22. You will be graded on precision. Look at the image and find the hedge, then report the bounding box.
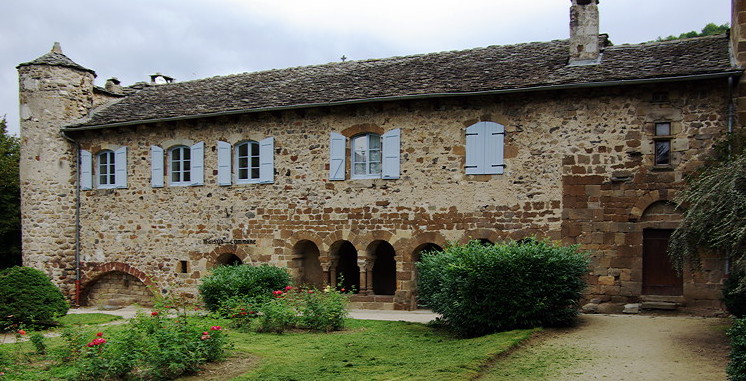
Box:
[0,266,69,329]
[198,264,290,311]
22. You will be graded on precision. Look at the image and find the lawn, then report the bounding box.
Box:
[0,315,535,380]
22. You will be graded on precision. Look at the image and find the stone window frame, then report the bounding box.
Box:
[652,121,673,168]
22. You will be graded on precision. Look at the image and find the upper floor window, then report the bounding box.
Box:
[236,141,261,182]
[654,122,672,166]
[465,121,505,175]
[170,146,192,185]
[329,129,400,181]
[352,133,382,179]
[80,147,127,190]
[216,138,274,186]
[150,142,204,187]
[98,150,116,188]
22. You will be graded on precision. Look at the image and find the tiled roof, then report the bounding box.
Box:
[69,35,737,129]
[18,51,96,75]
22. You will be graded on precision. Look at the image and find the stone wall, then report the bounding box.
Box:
[64,79,729,309]
[84,271,154,307]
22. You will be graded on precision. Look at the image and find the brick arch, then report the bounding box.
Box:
[340,123,384,138]
[284,231,325,256]
[322,230,357,252]
[393,231,448,263]
[357,230,395,259]
[207,245,253,267]
[629,189,677,221]
[82,262,154,291]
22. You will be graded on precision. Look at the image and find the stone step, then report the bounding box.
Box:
[640,295,685,304]
[640,301,678,310]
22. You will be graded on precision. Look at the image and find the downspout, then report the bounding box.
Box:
[725,75,737,276]
[60,130,81,307]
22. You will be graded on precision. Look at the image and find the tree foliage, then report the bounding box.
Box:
[0,116,21,269]
[668,153,746,275]
[656,23,729,41]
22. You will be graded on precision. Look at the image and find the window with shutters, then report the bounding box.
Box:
[329,129,400,181]
[80,147,128,190]
[465,121,505,175]
[152,141,203,187]
[97,150,116,188]
[216,138,274,186]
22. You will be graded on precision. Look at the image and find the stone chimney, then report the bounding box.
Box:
[105,77,123,94]
[569,0,601,65]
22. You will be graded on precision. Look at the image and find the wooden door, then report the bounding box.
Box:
[642,229,683,295]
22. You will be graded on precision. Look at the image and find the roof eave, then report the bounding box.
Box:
[63,70,743,132]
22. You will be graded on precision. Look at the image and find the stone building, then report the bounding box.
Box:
[17,0,746,311]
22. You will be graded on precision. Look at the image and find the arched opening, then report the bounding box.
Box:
[294,240,324,288]
[83,271,154,307]
[216,253,243,266]
[334,241,360,293]
[370,241,396,295]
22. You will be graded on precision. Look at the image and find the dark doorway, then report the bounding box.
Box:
[216,253,242,266]
[336,241,360,293]
[372,241,396,295]
[295,240,324,288]
[642,229,682,295]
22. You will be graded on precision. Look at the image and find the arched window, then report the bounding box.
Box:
[97,150,116,188]
[352,133,382,179]
[236,141,260,182]
[169,145,191,185]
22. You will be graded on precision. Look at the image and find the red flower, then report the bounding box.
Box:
[210,326,222,331]
[272,290,283,296]
[202,331,209,335]
[151,311,159,316]
[17,329,26,335]
[249,311,255,314]
[285,286,293,291]
[341,288,346,292]
[240,312,247,315]
[308,290,314,294]
[200,334,210,340]
[96,332,104,337]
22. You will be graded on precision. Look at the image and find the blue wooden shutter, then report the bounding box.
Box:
[114,146,128,188]
[190,141,204,186]
[217,141,232,186]
[465,123,484,175]
[484,122,505,175]
[259,137,274,184]
[151,145,164,188]
[381,128,401,179]
[329,132,346,181]
[80,150,92,190]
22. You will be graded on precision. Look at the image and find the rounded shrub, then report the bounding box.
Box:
[723,269,746,317]
[417,238,589,337]
[0,266,69,329]
[199,264,290,311]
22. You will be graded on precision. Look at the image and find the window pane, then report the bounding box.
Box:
[108,174,115,184]
[238,168,248,179]
[354,163,366,175]
[99,174,107,184]
[251,156,259,168]
[251,168,260,179]
[172,149,181,160]
[250,142,259,156]
[172,171,180,182]
[370,149,381,162]
[172,161,181,172]
[183,148,191,160]
[184,172,191,182]
[655,140,670,165]
[238,143,248,157]
[655,122,671,136]
[369,134,381,149]
[370,162,381,174]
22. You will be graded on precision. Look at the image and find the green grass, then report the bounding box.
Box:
[231,319,535,380]
[57,313,122,326]
[479,341,594,380]
[0,317,535,380]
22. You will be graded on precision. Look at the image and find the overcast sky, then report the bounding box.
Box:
[0,0,732,136]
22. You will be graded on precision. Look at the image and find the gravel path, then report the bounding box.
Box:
[482,314,731,380]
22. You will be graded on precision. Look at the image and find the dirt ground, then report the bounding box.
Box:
[482,314,732,380]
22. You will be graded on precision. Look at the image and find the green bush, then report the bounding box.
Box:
[199,264,290,312]
[728,317,746,380]
[0,266,69,329]
[724,270,746,317]
[417,239,589,337]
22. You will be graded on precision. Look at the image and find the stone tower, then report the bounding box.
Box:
[569,0,601,64]
[17,42,96,302]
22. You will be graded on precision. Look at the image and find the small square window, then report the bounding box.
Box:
[655,122,671,136]
[179,260,189,274]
